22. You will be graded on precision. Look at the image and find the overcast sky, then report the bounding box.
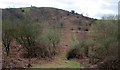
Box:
[0,0,119,19]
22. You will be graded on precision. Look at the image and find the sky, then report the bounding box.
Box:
[0,0,119,19]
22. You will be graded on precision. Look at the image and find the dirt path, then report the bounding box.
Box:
[60,28,71,53]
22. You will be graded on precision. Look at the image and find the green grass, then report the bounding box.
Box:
[63,60,81,68]
[22,7,31,16]
[32,59,80,68]
[32,53,81,68]
[26,68,80,70]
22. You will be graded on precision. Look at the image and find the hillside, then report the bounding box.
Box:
[2,7,95,49]
[2,7,98,68]
[2,7,95,26]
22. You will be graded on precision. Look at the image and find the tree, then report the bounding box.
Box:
[40,24,61,56]
[15,19,42,57]
[2,19,16,56]
[71,10,75,14]
[89,15,118,66]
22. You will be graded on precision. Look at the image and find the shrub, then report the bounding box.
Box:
[67,38,89,60]
[40,26,61,57]
[98,58,120,70]
[90,19,118,59]
[67,44,83,60]
[2,19,16,56]
[14,18,42,58]
[67,31,89,60]
[89,15,118,66]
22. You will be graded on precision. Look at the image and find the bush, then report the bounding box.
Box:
[40,26,61,57]
[15,20,42,58]
[67,40,90,60]
[67,47,79,60]
[2,19,16,56]
[98,58,120,70]
[67,30,92,60]
[89,19,118,59]
[3,12,61,58]
[67,45,83,60]
[89,15,118,65]
[14,20,60,58]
